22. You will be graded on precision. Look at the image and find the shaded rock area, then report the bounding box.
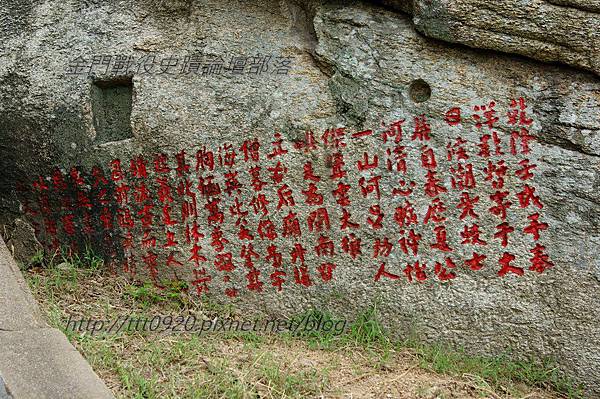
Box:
[0,0,598,396]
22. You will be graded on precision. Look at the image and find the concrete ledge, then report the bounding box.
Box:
[0,238,114,399]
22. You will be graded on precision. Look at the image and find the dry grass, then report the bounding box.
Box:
[23,256,574,399]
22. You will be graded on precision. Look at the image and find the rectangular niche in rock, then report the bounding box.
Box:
[91,77,133,143]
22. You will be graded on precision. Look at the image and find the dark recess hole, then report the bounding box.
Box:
[408,79,431,103]
[91,77,133,143]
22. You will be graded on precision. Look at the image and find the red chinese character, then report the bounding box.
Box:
[138,204,154,228]
[164,230,178,247]
[166,252,183,268]
[381,119,404,143]
[374,263,400,282]
[318,262,336,282]
[257,219,278,240]
[223,172,242,196]
[117,208,134,229]
[473,101,498,129]
[516,159,536,181]
[268,161,288,183]
[356,152,379,171]
[461,224,487,245]
[250,194,270,216]
[294,265,312,287]
[110,159,124,181]
[198,176,221,198]
[51,168,67,190]
[340,208,360,229]
[205,199,224,225]
[240,139,260,162]
[290,243,307,265]
[277,184,296,209]
[450,164,476,190]
[434,258,457,281]
[156,178,174,203]
[267,132,288,158]
[489,191,512,220]
[446,137,468,161]
[431,225,453,252]
[494,222,514,247]
[329,152,347,180]
[424,170,447,198]
[359,176,381,199]
[523,213,548,240]
[308,207,331,232]
[218,143,237,167]
[444,107,461,126]
[61,214,75,235]
[497,252,523,277]
[69,167,85,186]
[249,166,267,192]
[465,252,486,271]
[303,162,321,182]
[399,229,421,255]
[175,150,190,176]
[517,185,543,209]
[214,252,235,272]
[412,115,431,141]
[404,261,427,282]
[386,146,407,173]
[134,183,151,203]
[367,205,384,229]
[154,153,170,174]
[394,200,418,227]
[332,183,351,206]
[420,146,437,170]
[185,221,205,243]
[341,233,362,259]
[484,160,508,189]
[240,243,259,268]
[270,270,286,291]
[282,211,302,237]
[141,230,157,248]
[510,128,534,155]
[392,180,416,197]
[424,198,447,224]
[210,227,229,252]
[246,268,264,292]
[266,245,283,268]
[129,156,148,178]
[195,147,215,171]
[315,235,334,257]
[507,97,533,126]
[529,244,553,273]
[302,183,323,205]
[373,237,393,258]
[91,166,108,187]
[322,127,346,148]
[100,207,113,229]
[191,268,211,295]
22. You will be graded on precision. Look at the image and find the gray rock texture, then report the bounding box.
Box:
[411,0,600,76]
[0,0,599,396]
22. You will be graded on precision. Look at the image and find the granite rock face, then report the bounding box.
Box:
[0,0,599,395]
[411,0,600,76]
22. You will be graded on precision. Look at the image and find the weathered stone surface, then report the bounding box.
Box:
[411,0,600,76]
[5,218,43,267]
[0,0,599,395]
